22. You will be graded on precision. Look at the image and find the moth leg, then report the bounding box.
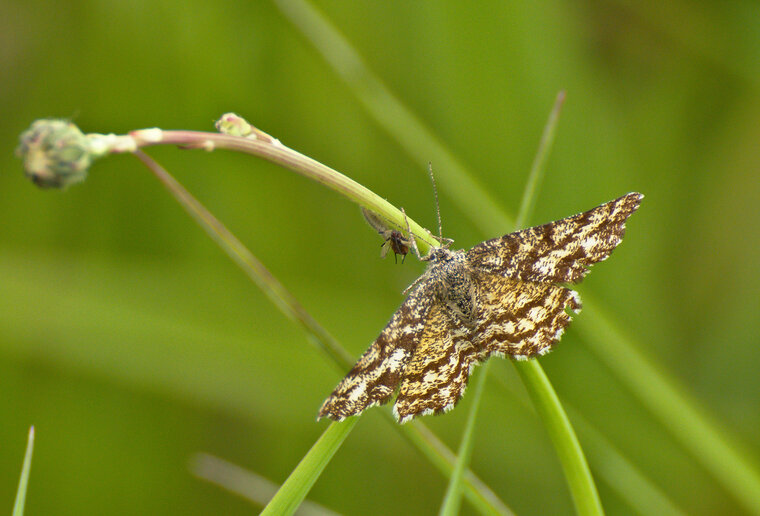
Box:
[401,207,422,261]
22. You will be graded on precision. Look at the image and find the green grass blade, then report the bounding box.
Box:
[272,0,512,237]
[261,419,358,516]
[577,302,760,516]
[514,361,603,516]
[191,453,340,515]
[439,364,491,516]
[12,426,35,516]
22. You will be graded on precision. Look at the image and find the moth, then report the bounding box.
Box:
[320,192,643,423]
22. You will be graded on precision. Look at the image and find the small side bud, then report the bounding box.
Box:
[16,119,93,189]
[215,113,281,145]
[215,113,252,137]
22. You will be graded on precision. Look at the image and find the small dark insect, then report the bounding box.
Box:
[361,207,413,264]
[321,192,643,423]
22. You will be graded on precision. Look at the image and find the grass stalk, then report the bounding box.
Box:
[439,365,491,516]
[130,130,438,256]
[260,420,358,516]
[12,426,35,516]
[577,303,760,516]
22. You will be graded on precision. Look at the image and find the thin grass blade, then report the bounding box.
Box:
[12,426,35,516]
[577,303,760,516]
[261,420,358,516]
[191,453,340,515]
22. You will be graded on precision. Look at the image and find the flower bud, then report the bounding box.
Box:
[215,113,252,137]
[16,119,93,189]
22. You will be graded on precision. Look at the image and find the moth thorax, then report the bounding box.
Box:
[433,258,477,323]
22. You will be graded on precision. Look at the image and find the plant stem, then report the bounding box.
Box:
[438,364,491,516]
[260,419,358,516]
[514,361,603,515]
[130,130,438,256]
[12,426,35,516]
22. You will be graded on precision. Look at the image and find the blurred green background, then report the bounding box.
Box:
[2,1,760,514]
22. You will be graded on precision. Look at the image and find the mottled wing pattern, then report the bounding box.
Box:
[467,192,643,283]
[321,193,642,423]
[318,285,435,421]
[392,274,583,422]
[393,303,476,423]
[471,272,581,359]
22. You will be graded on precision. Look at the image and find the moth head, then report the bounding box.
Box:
[424,246,456,264]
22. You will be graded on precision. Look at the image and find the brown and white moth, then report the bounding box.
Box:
[320,193,643,423]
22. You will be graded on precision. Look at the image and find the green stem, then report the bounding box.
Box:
[13,426,35,516]
[261,419,358,516]
[438,364,491,516]
[577,303,760,516]
[130,130,438,256]
[514,361,603,516]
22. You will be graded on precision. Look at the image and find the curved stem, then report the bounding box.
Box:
[130,130,438,256]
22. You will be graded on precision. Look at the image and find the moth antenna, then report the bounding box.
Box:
[427,162,443,244]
